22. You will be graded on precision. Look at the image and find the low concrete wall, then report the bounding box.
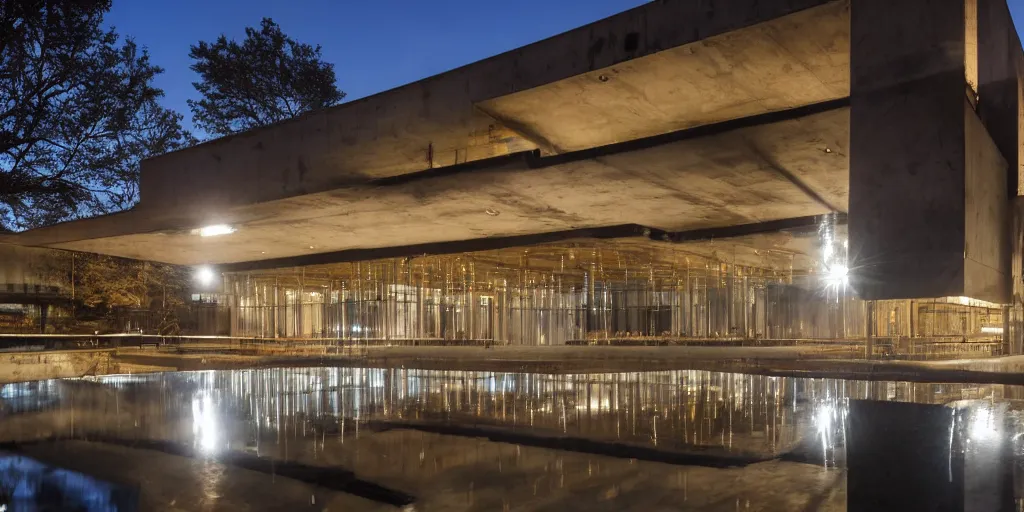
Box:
[0,350,119,384]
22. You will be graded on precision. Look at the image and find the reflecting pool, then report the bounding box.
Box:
[1,368,1021,510]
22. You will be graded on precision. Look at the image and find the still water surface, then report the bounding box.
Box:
[1,367,1021,510]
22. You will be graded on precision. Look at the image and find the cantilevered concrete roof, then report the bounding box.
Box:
[3,0,851,267]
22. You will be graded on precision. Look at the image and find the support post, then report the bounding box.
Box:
[865,300,874,359]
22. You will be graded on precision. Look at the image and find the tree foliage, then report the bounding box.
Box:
[188,17,344,136]
[0,0,193,231]
[44,250,191,311]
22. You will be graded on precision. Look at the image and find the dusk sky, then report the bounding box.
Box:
[105,0,648,135]
[105,0,1024,136]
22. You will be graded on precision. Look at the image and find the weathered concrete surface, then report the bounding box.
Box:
[477,1,849,153]
[850,0,1013,303]
[978,0,1024,195]
[9,106,848,265]
[964,102,1011,302]
[0,349,169,384]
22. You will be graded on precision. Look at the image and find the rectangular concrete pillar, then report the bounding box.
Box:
[850,0,1010,303]
[978,0,1022,195]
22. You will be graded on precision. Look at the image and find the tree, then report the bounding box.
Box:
[189,18,344,137]
[0,0,192,231]
[41,249,192,328]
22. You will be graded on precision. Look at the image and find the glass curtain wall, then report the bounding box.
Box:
[226,241,1004,348]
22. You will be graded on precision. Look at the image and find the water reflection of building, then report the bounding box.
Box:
[5,368,1022,460]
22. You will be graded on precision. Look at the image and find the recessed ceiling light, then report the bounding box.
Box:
[485,208,500,216]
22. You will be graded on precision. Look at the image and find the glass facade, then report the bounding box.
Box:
[223,238,1004,354]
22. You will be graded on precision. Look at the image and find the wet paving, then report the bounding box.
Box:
[0,368,1022,510]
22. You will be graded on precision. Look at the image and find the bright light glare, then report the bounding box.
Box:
[196,266,215,286]
[192,394,219,453]
[969,407,996,441]
[825,264,849,287]
[815,404,834,435]
[195,224,236,237]
[981,326,1004,334]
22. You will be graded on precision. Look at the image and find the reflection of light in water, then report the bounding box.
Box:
[192,394,220,453]
[815,403,834,436]
[813,397,848,467]
[948,409,957,482]
[815,402,834,465]
[969,407,996,441]
[18,366,1014,471]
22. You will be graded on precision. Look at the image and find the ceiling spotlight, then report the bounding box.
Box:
[485,208,500,217]
[193,224,236,237]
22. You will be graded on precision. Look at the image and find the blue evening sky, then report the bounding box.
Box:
[106,0,1024,136]
[105,0,648,135]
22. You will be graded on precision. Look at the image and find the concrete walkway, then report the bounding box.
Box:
[3,344,1024,385]
[98,345,1024,386]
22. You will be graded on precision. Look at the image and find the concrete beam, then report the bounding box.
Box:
[477,1,849,153]
[6,103,848,266]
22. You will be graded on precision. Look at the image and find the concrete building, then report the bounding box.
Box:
[3,0,1023,353]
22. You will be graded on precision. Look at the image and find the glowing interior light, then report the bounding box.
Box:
[196,266,216,286]
[981,326,1004,334]
[195,224,236,237]
[825,264,849,287]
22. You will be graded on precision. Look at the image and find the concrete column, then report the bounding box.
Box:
[978,0,1022,195]
[850,0,1010,303]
